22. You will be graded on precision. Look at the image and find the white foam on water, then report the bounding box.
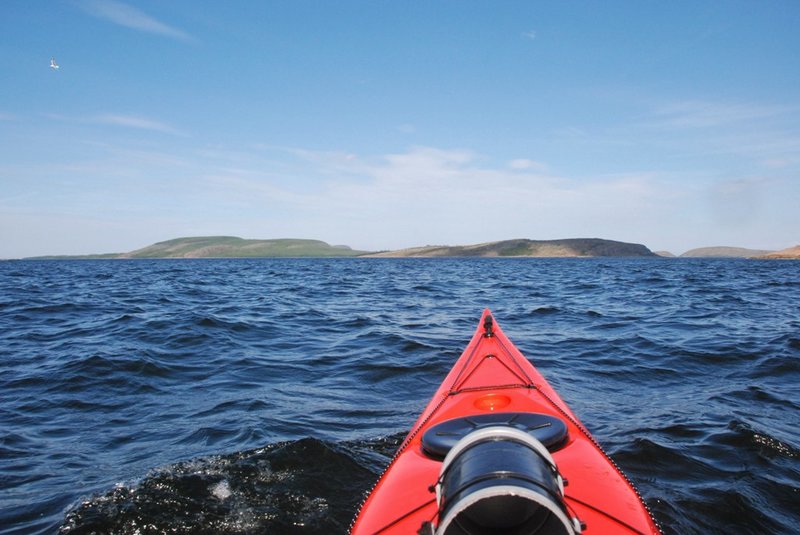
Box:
[210,479,232,500]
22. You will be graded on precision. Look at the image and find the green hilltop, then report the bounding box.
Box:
[121,237,368,258]
[27,237,368,259]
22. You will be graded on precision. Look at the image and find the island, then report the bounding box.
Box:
[364,238,658,258]
[29,237,368,259]
[24,236,662,259]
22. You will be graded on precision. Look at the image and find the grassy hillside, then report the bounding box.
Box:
[365,238,658,258]
[680,246,775,258]
[120,237,368,258]
[24,237,369,259]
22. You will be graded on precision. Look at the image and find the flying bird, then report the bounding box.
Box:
[50,57,59,70]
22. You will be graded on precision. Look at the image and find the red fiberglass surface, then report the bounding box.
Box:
[350,309,661,535]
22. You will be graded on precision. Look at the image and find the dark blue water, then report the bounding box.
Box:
[1,258,798,534]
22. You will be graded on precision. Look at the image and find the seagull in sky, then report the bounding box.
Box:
[50,57,60,70]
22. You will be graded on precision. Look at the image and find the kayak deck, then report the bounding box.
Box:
[350,310,660,534]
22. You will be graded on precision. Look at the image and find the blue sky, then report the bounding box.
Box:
[2,1,799,257]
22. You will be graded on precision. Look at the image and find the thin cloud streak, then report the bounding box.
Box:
[645,100,800,166]
[77,0,193,42]
[508,158,546,170]
[650,100,793,129]
[93,114,187,136]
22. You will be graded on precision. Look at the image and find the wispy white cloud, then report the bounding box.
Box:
[507,158,546,171]
[77,0,193,42]
[192,145,675,250]
[296,147,796,252]
[522,30,537,40]
[638,99,800,170]
[650,100,792,129]
[93,113,186,135]
[40,112,186,136]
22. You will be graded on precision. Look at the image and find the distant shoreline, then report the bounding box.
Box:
[12,236,798,260]
[13,256,795,262]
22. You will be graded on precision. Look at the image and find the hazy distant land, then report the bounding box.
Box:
[754,245,800,259]
[18,236,798,260]
[680,246,776,258]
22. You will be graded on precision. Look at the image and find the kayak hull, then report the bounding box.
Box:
[350,310,661,534]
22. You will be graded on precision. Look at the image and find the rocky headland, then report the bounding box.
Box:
[754,245,800,259]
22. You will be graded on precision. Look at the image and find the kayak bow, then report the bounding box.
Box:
[351,309,661,535]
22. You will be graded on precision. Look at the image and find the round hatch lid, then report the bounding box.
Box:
[422,412,568,459]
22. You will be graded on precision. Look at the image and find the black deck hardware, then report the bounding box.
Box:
[421,412,569,459]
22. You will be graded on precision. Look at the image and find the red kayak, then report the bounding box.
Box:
[351,310,661,534]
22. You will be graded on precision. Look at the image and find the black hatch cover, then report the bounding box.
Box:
[421,412,569,459]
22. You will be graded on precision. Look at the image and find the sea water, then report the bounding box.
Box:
[1,258,798,534]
